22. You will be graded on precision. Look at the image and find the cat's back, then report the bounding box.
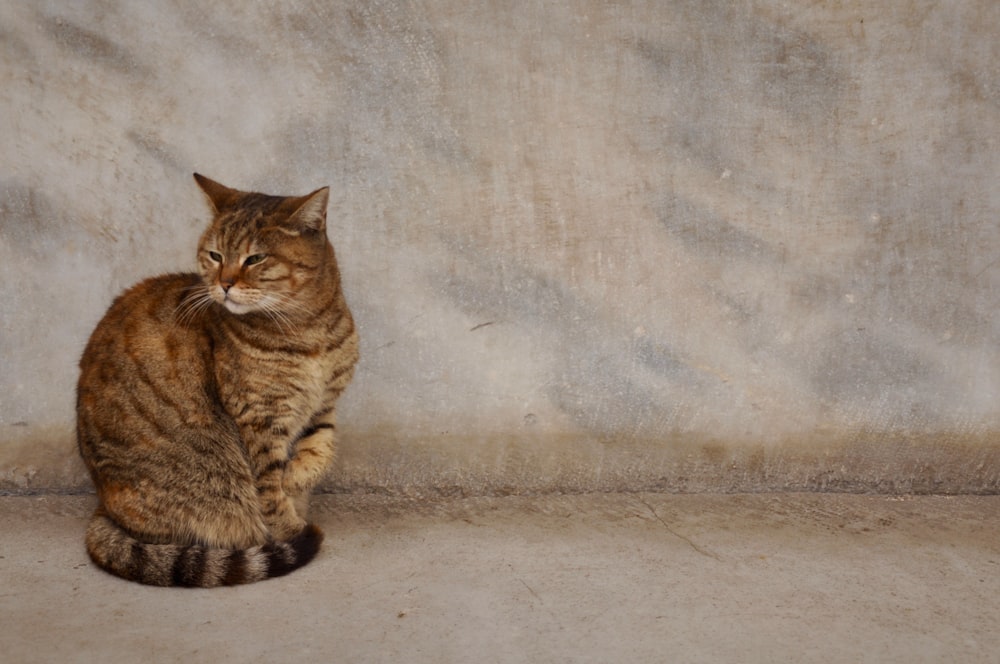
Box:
[92,272,202,332]
[78,272,217,431]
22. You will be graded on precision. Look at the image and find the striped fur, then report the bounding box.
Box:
[76,174,358,587]
[86,506,323,587]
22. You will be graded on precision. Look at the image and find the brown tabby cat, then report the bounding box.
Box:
[76,174,358,586]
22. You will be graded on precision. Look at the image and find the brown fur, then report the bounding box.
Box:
[76,174,358,586]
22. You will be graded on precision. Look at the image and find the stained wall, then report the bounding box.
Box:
[2,1,998,494]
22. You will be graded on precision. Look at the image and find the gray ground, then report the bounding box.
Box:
[2,493,998,663]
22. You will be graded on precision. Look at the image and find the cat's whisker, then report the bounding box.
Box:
[174,286,216,327]
[175,296,202,326]
[274,293,314,317]
[261,300,298,335]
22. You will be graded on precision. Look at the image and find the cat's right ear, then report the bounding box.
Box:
[194,173,239,213]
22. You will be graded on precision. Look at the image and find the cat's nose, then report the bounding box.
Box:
[220,279,235,293]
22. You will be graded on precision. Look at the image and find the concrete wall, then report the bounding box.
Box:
[2,1,999,495]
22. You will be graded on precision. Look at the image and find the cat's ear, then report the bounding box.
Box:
[193,173,240,213]
[286,187,330,233]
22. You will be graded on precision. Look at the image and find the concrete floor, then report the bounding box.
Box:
[1,493,998,663]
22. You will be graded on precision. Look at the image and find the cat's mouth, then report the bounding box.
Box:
[216,287,256,314]
[222,298,255,314]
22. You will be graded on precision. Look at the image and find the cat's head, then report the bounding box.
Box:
[193,173,332,317]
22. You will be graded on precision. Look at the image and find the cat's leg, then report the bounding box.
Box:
[284,410,339,519]
[91,426,270,549]
[234,417,309,540]
[251,444,307,540]
[102,479,269,550]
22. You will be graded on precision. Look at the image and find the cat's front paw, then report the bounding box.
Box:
[267,514,308,541]
[284,425,337,496]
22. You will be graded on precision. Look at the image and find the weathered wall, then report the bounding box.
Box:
[2,1,998,494]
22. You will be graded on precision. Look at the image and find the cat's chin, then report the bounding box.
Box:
[221,299,257,315]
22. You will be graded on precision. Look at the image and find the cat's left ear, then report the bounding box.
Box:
[194,173,241,213]
[286,187,330,233]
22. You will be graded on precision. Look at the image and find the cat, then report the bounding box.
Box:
[76,174,359,587]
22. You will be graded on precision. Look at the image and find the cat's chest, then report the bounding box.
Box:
[216,342,337,426]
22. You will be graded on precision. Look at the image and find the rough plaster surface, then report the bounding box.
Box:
[2,494,999,662]
[1,1,999,493]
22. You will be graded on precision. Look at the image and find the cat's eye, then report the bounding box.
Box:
[207,251,223,263]
[243,254,267,267]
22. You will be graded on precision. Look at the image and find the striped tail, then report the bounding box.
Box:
[85,507,323,587]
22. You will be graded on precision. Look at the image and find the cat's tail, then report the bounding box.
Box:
[84,507,324,587]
